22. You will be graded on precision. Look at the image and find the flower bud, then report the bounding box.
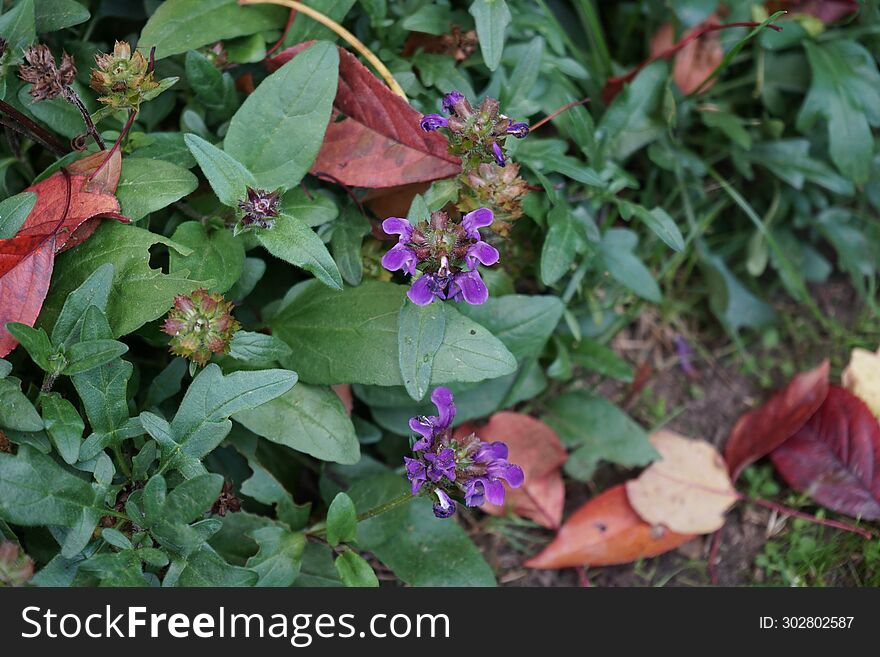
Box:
[90,40,161,111]
[162,288,240,366]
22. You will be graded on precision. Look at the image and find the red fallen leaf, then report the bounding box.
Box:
[364,182,432,221]
[650,18,723,96]
[768,0,859,23]
[771,386,880,520]
[268,43,460,188]
[0,150,125,357]
[525,485,694,569]
[724,360,829,480]
[456,411,567,529]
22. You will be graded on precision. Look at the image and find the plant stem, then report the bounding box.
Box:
[112,444,132,479]
[306,492,415,537]
[239,0,407,100]
[62,87,106,150]
[0,100,69,156]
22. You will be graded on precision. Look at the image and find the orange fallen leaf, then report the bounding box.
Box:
[650,17,723,95]
[525,485,694,569]
[456,411,567,529]
[626,430,737,534]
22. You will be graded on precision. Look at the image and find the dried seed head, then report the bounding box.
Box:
[161,288,240,366]
[19,44,76,101]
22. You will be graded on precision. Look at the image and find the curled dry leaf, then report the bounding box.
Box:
[650,18,723,95]
[268,43,460,188]
[724,360,829,480]
[842,347,880,419]
[0,150,126,356]
[626,430,738,534]
[455,411,567,528]
[771,386,880,520]
[525,484,694,569]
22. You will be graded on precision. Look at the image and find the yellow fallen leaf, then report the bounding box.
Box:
[842,347,880,419]
[625,430,737,534]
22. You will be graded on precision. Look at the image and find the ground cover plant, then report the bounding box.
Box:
[0,0,878,588]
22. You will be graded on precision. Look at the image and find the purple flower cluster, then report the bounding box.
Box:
[420,91,528,168]
[404,388,524,519]
[382,208,499,306]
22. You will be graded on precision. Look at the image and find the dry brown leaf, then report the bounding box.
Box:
[842,347,880,420]
[626,430,737,534]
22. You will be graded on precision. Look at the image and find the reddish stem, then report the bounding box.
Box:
[605,20,782,95]
[266,9,298,58]
[89,110,137,182]
[748,497,873,540]
[530,97,591,132]
[312,171,367,218]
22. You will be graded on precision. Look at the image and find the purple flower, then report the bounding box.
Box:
[402,387,523,519]
[492,142,506,167]
[442,90,465,114]
[380,209,499,307]
[506,122,529,138]
[420,113,448,132]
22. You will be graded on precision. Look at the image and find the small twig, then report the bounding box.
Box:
[530,97,591,132]
[62,87,105,150]
[240,0,407,100]
[266,8,298,57]
[90,110,136,181]
[0,99,69,156]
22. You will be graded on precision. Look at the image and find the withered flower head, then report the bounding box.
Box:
[18,44,76,101]
[90,40,159,111]
[237,186,281,232]
[161,288,240,367]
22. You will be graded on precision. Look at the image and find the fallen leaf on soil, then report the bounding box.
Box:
[770,386,880,520]
[0,150,125,357]
[650,18,723,95]
[456,412,567,529]
[724,360,829,480]
[626,430,738,534]
[842,347,880,419]
[268,43,460,188]
[524,484,694,569]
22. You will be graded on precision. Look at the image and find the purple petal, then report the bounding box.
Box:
[483,478,506,506]
[461,208,494,238]
[381,244,417,275]
[442,91,465,114]
[381,217,413,240]
[501,464,525,489]
[409,416,434,447]
[450,270,489,305]
[466,240,499,268]
[432,489,456,518]
[420,114,448,131]
[430,387,456,428]
[492,142,506,166]
[507,122,529,138]
[407,275,438,305]
[476,441,508,463]
[463,479,485,507]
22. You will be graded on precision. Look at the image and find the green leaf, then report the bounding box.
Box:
[280,188,339,226]
[185,50,230,111]
[42,223,202,337]
[598,60,668,161]
[164,545,258,586]
[502,36,544,116]
[169,221,245,293]
[0,446,104,556]
[225,41,338,190]
[325,492,357,547]
[233,383,359,465]
[543,392,658,480]
[116,158,198,222]
[184,133,257,207]
[454,294,564,360]
[285,0,356,43]
[629,205,684,252]
[34,0,89,32]
[271,281,516,386]
[569,339,633,381]
[63,338,129,375]
[0,191,36,239]
[79,551,146,587]
[742,139,853,196]
[330,209,370,286]
[335,549,379,587]
[699,250,776,332]
[540,204,578,286]
[600,229,661,303]
[469,0,511,71]
[245,526,305,586]
[5,324,53,372]
[398,301,446,401]
[348,473,496,586]
[238,456,310,530]
[139,0,286,59]
[229,331,292,363]
[797,40,880,184]
[0,0,35,58]
[40,393,83,465]
[0,378,43,432]
[155,364,298,477]
[294,542,343,587]
[51,263,114,348]
[257,214,343,290]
